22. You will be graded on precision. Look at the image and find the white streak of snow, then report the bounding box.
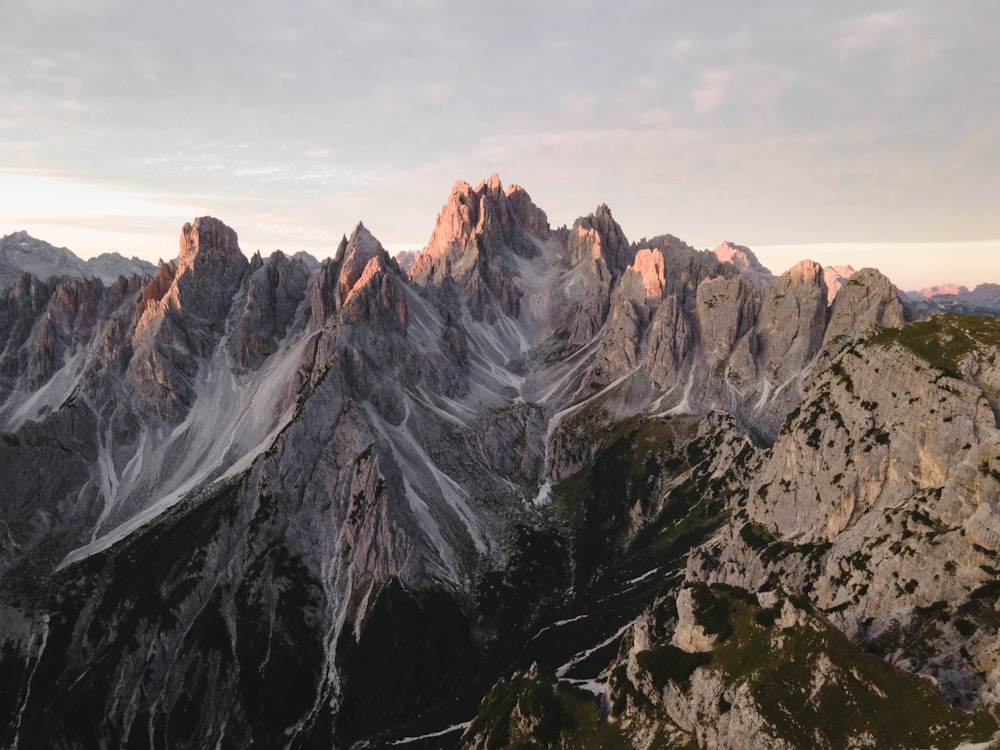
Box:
[625,567,660,586]
[556,622,631,678]
[391,721,471,745]
[10,615,49,750]
[562,678,606,697]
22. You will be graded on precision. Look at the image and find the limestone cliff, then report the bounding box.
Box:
[1,177,998,749]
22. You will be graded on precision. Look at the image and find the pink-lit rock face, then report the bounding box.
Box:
[919,283,969,298]
[711,240,774,288]
[177,217,242,277]
[630,248,666,301]
[567,204,631,274]
[336,222,386,305]
[823,264,856,304]
[129,217,250,421]
[137,216,248,338]
[408,173,548,322]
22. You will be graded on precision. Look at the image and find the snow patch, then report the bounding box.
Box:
[556,622,631,678]
[562,678,606,697]
[625,567,660,586]
[753,377,773,412]
[391,721,471,745]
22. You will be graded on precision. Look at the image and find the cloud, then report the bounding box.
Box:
[0,1,997,275]
[833,9,945,70]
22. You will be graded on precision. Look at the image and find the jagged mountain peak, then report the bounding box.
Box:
[0,231,155,288]
[824,264,856,304]
[567,203,632,274]
[178,216,245,275]
[6,178,1000,749]
[136,217,249,341]
[711,240,775,288]
[477,171,504,196]
[417,175,546,261]
[409,175,548,322]
[337,221,395,303]
[343,220,383,259]
[822,266,907,352]
[786,257,825,283]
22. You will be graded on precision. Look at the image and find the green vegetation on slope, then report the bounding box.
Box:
[462,667,631,750]
[625,585,998,750]
[869,313,1000,378]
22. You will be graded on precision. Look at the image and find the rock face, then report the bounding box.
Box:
[1,178,999,749]
[409,174,547,323]
[712,240,775,288]
[824,263,856,304]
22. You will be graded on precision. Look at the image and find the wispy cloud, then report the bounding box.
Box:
[0,1,996,288]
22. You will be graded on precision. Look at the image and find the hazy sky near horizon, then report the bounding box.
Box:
[2,1,998,289]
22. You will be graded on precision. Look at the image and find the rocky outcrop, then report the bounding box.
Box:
[129,217,249,422]
[689,315,1000,707]
[824,264,856,304]
[822,267,906,353]
[230,250,311,369]
[409,174,548,323]
[694,274,760,369]
[755,259,828,385]
[607,585,992,749]
[558,205,635,344]
[712,241,774,288]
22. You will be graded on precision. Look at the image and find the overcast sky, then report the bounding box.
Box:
[2,1,998,289]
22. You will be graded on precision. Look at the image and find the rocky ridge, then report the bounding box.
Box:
[0,176,997,749]
[711,241,775,289]
[913,282,1000,315]
[0,230,155,288]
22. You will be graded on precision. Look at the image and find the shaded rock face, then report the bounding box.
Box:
[4,177,999,749]
[755,259,828,385]
[128,219,249,423]
[230,250,311,369]
[174,216,249,322]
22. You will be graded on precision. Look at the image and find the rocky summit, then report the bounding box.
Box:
[0,175,999,749]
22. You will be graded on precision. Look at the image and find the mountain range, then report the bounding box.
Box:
[1,175,999,749]
[0,230,157,289]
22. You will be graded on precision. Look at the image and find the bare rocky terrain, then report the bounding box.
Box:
[0,175,999,749]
